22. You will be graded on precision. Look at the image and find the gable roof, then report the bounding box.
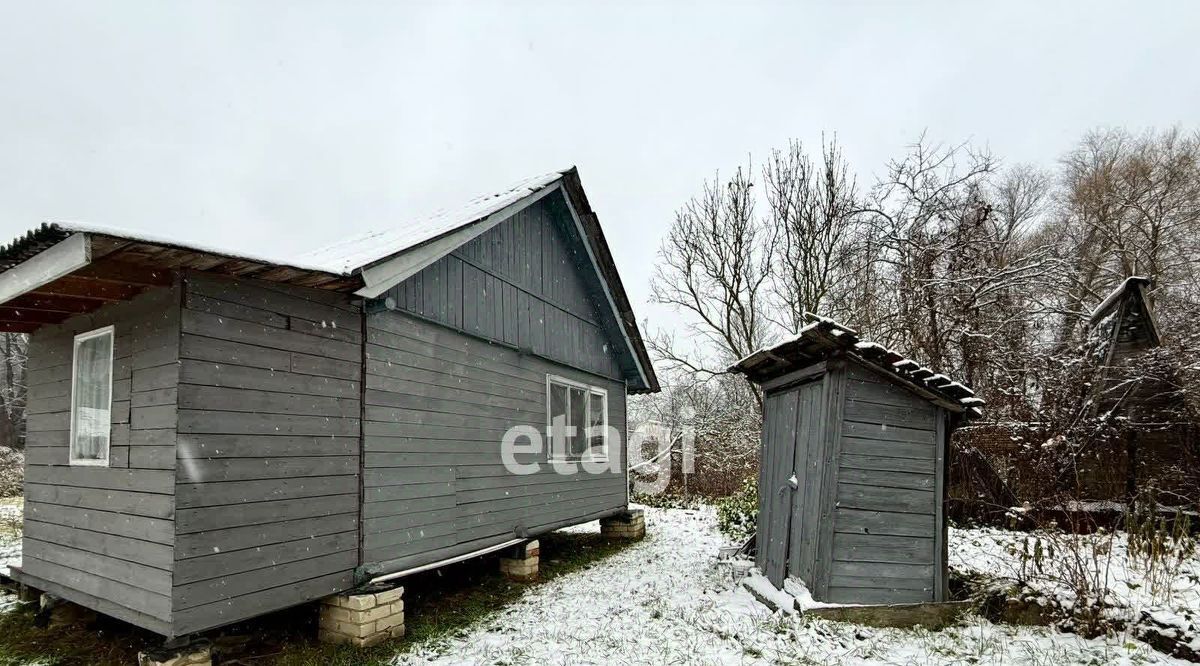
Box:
[299,170,565,276]
[729,314,982,417]
[0,167,659,392]
[1088,275,1162,346]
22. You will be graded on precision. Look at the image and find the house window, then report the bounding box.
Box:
[546,375,608,461]
[69,326,114,466]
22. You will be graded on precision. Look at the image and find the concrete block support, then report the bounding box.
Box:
[499,540,539,582]
[318,586,405,648]
[601,509,646,539]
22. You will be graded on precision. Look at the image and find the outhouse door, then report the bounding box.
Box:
[760,379,824,587]
[786,380,828,589]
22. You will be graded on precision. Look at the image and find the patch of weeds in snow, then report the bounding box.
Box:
[393,509,1187,665]
[951,524,1200,660]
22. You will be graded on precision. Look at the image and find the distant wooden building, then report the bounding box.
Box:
[1088,276,1165,416]
[730,316,980,605]
[1082,276,1194,500]
[0,167,658,638]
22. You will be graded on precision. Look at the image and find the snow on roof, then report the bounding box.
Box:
[730,321,822,368]
[729,313,983,415]
[1089,276,1150,324]
[52,220,337,274]
[29,168,572,278]
[297,169,569,274]
[805,311,858,335]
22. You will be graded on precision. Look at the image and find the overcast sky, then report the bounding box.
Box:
[1,2,1197,331]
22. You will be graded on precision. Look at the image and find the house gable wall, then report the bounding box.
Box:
[380,192,624,381]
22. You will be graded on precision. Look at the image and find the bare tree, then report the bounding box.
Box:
[858,135,999,368]
[648,165,774,407]
[763,136,862,330]
[0,333,27,450]
[1052,128,1200,346]
[646,127,1200,503]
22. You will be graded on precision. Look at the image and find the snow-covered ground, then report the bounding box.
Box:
[396,508,1189,665]
[0,498,20,576]
[951,525,1199,657]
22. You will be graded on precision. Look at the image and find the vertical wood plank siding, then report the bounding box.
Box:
[21,285,181,635]
[790,376,832,593]
[758,387,799,587]
[826,363,939,604]
[362,307,628,574]
[382,194,623,382]
[171,273,362,635]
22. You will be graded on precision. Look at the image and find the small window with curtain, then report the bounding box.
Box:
[69,326,114,466]
[546,375,608,461]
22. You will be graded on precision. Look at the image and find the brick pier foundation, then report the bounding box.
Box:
[499,540,540,582]
[318,586,405,648]
[600,509,645,539]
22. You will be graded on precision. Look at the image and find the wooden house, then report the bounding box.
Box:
[0,167,658,638]
[730,316,980,604]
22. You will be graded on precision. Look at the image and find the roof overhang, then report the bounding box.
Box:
[0,233,91,307]
[0,225,361,333]
[557,174,659,394]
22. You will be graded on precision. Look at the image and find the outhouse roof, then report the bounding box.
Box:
[729,314,983,417]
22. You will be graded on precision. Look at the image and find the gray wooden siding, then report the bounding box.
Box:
[21,285,181,635]
[382,195,623,381]
[361,308,627,574]
[172,272,361,635]
[826,363,939,604]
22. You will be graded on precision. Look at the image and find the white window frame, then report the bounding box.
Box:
[68,325,115,467]
[545,374,609,462]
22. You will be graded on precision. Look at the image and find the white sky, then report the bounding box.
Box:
[1,2,1197,332]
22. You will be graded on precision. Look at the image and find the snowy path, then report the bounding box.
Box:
[396,507,1187,665]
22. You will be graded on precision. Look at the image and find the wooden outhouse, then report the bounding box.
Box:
[0,167,658,638]
[730,316,980,605]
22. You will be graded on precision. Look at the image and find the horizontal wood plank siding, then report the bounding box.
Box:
[20,285,181,627]
[382,193,625,382]
[827,363,939,603]
[362,309,627,572]
[172,273,360,635]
